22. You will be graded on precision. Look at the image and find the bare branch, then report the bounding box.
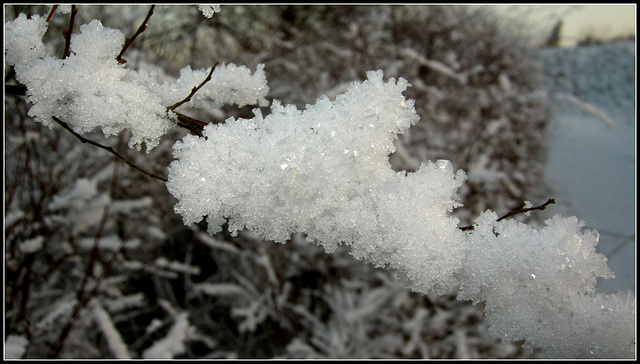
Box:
[46,5,58,23]
[51,116,168,182]
[62,5,78,59]
[497,198,556,222]
[116,5,155,63]
[459,198,555,231]
[47,160,125,358]
[167,61,220,111]
[173,111,211,137]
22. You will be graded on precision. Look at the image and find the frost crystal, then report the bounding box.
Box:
[160,63,270,110]
[4,14,48,66]
[198,4,221,18]
[167,70,467,293]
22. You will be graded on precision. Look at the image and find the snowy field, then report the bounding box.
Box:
[539,40,636,294]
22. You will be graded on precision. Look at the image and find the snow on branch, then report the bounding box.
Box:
[5,12,268,151]
[166,70,635,358]
[4,8,635,359]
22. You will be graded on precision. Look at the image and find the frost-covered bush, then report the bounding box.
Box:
[5,5,635,359]
[5,12,268,151]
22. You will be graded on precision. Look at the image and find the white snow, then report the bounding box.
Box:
[166,67,634,357]
[198,5,221,18]
[4,7,635,358]
[4,14,268,151]
[142,312,191,359]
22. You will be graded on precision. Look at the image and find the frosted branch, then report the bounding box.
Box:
[167,61,220,111]
[459,198,556,231]
[61,5,77,59]
[52,116,168,182]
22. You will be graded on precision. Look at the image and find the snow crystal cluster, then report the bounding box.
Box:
[167,71,635,358]
[460,212,635,358]
[4,13,268,151]
[167,71,468,294]
[198,4,221,19]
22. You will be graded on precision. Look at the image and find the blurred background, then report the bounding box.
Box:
[4,4,635,359]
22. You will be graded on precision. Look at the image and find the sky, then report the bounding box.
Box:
[484,4,636,46]
[545,4,636,46]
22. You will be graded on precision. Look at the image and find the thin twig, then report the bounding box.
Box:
[46,5,58,23]
[497,198,555,222]
[167,61,220,111]
[174,111,210,137]
[51,116,167,182]
[116,5,155,63]
[459,198,555,231]
[62,5,77,59]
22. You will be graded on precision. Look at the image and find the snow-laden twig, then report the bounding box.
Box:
[142,312,191,359]
[555,93,616,128]
[92,300,131,359]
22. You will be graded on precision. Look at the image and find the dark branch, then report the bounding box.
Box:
[459,198,556,231]
[116,5,155,63]
[167,61,220,111]
[497,198,556,222]
[46,5,58,23]
[62,5,78,59]
[51,116,168,182]
[174,111,210,137]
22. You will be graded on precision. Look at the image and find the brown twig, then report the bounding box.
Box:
[497,198,555,222]
[459,198,555,231]
[116,5,155,63]
[62,5,77,59]
[51,116,167,182]
[46,5,58,23]
[174,111,210,137]
[166,61,220,111]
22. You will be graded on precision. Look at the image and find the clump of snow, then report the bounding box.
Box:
[4,14,48,65]
[19,236,45,254]
[5,335,29,359]
[159,63,270,110]
[142,312,191,359]
[457,212,634,358]
[198,4,221,18]
[167,70,467,294]
[167,69,635,358]
[5,13,268,151]
[92,301,131,359]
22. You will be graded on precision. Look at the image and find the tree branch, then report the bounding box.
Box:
[459,198,556,231]
[173,111,210,138]
[46,5,58,23]
[51,116,168,182]
[62,5,78,59]
[47,159,125,358]
[116,5,155,63]
[166,61,220,111]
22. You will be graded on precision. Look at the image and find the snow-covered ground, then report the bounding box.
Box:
[539,41,636,294]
